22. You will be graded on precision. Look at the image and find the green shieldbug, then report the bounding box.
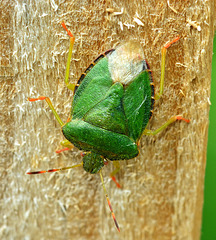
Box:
[27,22,190,232]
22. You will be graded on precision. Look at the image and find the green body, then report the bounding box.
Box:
[62,46,154,173]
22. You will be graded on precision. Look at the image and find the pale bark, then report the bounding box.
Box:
[1,1,215,239]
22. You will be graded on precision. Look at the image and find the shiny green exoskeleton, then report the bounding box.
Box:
[62,42,154,174]
[27,22,190,231]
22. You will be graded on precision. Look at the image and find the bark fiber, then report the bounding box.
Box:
[1,0,215,239]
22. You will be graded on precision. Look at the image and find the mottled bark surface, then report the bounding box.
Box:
[1,1,215,239]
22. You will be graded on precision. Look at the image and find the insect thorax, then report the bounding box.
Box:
[107,41,147,85]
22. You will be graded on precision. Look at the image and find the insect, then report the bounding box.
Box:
[27,22,190,232]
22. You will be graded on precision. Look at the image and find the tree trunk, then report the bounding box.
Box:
[1,1,215,239]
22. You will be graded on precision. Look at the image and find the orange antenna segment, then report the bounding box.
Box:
[27,162,83,174]
[99,171,120,232]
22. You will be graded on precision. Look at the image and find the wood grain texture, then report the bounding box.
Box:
[1,0,215,239]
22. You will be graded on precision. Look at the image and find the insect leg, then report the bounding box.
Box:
[28,96,64,126]
[61,22,76,91]
[156,36,180,100]
[99,171,120,232]
[143,115,190,136]
[56,140,74,153]
[110,161,121,188]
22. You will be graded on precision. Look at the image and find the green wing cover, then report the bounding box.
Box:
[62,119,138,160]
[123,71,152,141]
[72,57,113,119]
[63,53,152,160]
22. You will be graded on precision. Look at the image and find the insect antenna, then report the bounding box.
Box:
[27,162,83,174]
[99,171,120,232]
